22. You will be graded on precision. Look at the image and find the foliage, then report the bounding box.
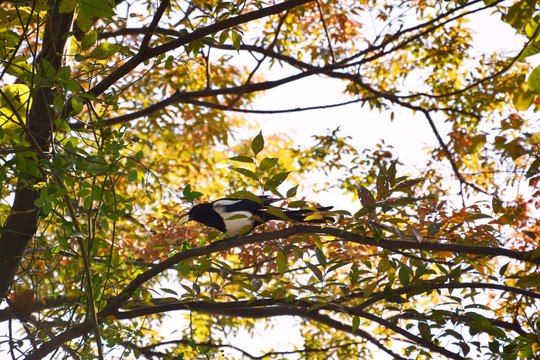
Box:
[0,0,539,359]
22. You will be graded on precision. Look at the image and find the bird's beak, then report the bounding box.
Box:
[178,214,190,226]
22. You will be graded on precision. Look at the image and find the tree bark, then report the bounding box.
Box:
[0,0,74,299]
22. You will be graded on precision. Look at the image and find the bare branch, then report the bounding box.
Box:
[139,0,171,51]
[85,0,316,98]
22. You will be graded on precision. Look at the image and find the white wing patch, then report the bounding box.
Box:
[213,204,254,236]
[213,199,243,206]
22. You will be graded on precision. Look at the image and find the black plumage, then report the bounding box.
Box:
[179,197,333,236]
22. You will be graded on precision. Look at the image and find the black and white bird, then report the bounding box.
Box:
[178,197,333,236]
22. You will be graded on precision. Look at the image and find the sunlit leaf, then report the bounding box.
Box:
[229,155,254,163]
[251,131,264,155]
[357,185,375,208]
[80,0,115,18]
[276,249,287,274]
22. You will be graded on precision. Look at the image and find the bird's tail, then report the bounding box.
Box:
[283,206,334,223]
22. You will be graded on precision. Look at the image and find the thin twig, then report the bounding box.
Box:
[315,0,335,63]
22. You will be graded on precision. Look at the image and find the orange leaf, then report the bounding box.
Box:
[9,290,35,317]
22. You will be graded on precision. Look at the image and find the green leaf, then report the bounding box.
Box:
[54,117,71,132]
[276,249,287,274]
[81,30,98,50]
[387,160,397,186]
[231,31,242,51]
[251,131,264,155]
[259,157,278,170]
[315,247,327,268]
[128,169,138,182]
[499,262,510,277]
[76,10,93,32]
[286,184,298,198]
[394,178,424,190]
[176,261,191,276]
[265,206,288,220]
[65,79,82,93]
[197,257,212,275]
[515,273,540,288]
[352,315,360,332]
[53,95,64,113]
[376,172,388,198]
[80,0,115,18]
[55,66,71,84]
[229,155,254,163]
[458,342,470,356]
[219,30,228,45]
[59,0,77,13]
[88,42,121,60]
[160,288,178,296]
[232,167,259,181]
[264,171,290,190]
[287,200,306,208]
[467,134,486,154]
[418,322,431,340]
[526,158,540,179]
[502,0,536,30]
[527,65,540,94]
[349,263,359,285]
[305,262,323,281]
[34,197,44,208]
[71,97,84,115]
[182,184,203,203]
[231,190,262,203]
[513,87,535,111]
[519,43,540,60]
[492,196,502,213]
[398,265,410,286]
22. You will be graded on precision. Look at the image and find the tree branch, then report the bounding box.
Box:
[139,0,170,51]
[84,0,315,99]
[394,311,529,337]
[21,225,540,359]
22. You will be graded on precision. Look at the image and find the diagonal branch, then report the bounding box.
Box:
[226,11,288,109]
[85,0,315,99]
[351,309,464,360]
[139,0,170,51]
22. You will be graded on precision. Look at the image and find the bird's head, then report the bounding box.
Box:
[177,203,211,225]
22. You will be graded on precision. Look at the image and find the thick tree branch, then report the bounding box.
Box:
[84,0,315,99]
[70,69,327,129]
[21,225,540,359]
[351,282,540,310]
[25,321,93,360]
[127,338,375,360]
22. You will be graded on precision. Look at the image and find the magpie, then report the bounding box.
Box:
[178,197,333,236]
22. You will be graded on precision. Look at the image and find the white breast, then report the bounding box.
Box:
[213,203,254,236]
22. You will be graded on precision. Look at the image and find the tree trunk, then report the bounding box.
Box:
[0,0,74,299]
